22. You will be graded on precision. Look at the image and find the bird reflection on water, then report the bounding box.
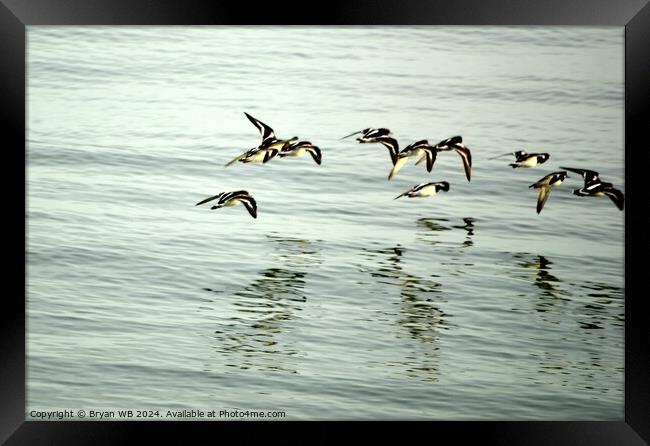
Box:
[357,243,449,382]
[201,234,321,372]
[577,281,624,331]
[416,217,476,274]
[506,253,623,394]
[415,217,452,247]
[397,276,449,382]
[512,253,625,330]
[516,254,567,301]
[455,217,475,248]
[511,253,570,325]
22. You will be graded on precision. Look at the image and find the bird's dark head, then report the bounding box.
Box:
[540,153,550,162]
[559,171,568,180]
[513,150,527,158]
[438,181,450,192]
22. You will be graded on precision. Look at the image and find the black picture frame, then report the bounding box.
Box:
[2,0,648,443]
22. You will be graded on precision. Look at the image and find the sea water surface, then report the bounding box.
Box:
[27,27,624,420]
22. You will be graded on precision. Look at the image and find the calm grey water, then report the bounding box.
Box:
[27,27,624,420]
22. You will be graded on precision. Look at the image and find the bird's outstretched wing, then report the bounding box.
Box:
[425,148,437,173]
[225,151,247,167]
[307,146,322,165]
[455,146,472,181]
[377,137,399,165]
[559,167,600,185]
[488,152,516,160]
[388,155,408,180]
[244,112,276,144]
[195,193,224,206]
[529,172,554,189]
[340,129,364,140]
[602,187,625,211]
[394,190,409,200]
[238,194,258,218]
[536,187,551,214]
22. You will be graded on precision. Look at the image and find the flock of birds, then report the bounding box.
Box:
[195,113,625,218]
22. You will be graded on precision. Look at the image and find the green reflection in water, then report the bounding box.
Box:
[202,235,322,373]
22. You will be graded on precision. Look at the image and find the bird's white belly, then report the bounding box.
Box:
[246,151,267,163]
[224,199,240,207]
[521,157,538,167]
[416,186,436,197]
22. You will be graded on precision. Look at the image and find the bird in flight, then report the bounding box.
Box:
[225,113,298,166]
[340,127,392,142]
[529,171,568,214]
[278,140,322,165]
[560,166,624,211]
[489,150,549,168]
[416,136,472,181]
[394,181,450,200]
[195,190,258,218]
[388,139,438,180]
